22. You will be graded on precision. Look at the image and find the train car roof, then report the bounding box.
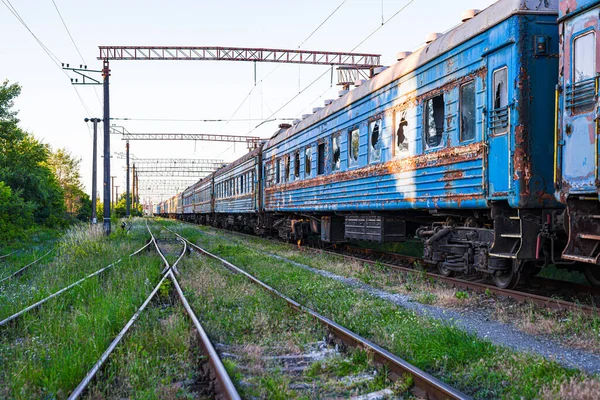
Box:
[265,0,558,149]
[559,0,600,19]
[213,144,263,179]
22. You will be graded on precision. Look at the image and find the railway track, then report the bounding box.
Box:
[325,245,600,316]
[0,248,54,284]
[191,223,599,316]
[0,240,153,327]
[168,225,471,400]
[68,222,240,399]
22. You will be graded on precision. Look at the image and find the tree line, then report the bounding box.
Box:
[0,80,92,243]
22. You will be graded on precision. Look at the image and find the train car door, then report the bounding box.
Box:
[561,12,598,192]
[486,47,513,197]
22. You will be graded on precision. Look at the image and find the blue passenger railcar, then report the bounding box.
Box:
[213,146,262,231]
[193,173,214,225]
[262,0,560,287]
[555,0,600,282]
[182,185,194,218]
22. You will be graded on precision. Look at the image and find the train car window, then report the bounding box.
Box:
[573,32,596,113]
[294,151,300,178]
[574,32,596,82]
[276,159,281,184]
[460,81,476,142]
[424,95,444,148]
[332,133,341,172]
[369,120,382,162]
[317,143,325,175]
[305,147,312,176]
[394,110,409,157]
[348,128,359,167]
[285,155,291,182]
[492,68,509,135]
[240,175,244,194]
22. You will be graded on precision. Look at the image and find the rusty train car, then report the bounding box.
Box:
[158,0,600,288]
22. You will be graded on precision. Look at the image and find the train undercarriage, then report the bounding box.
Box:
[169,201,599,288]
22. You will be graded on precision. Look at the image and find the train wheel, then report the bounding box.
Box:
[492,262,521,289]
[584,266,600,287]
[437,263,456,277]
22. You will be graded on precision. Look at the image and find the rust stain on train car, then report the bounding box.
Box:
[265,142,484,195]
[512,124,532,193]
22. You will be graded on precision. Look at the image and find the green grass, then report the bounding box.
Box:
[168,221,593,400]
[177,249,396,398]
[0,219,165,399]
[83,282,203,399]
[183,222,600,354]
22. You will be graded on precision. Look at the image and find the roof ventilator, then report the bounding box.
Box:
[461,9,480,22]
[396,51,412,62]
[425,32,443,44]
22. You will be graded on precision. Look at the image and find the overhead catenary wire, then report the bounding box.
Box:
[225,0,348,131]
[253,0,417,131]
[49,0,103,109]
[1,0,96,135]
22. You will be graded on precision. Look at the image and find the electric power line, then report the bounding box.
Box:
[225,0,348,131]
[255,0,418,130]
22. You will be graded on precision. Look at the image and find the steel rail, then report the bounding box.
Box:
[322,246,600,316]
[185,223,599,315]
[67,273,170,400]
[69,226,187,399]
[170,228,469,400]
[0,240,153,328]
[0,249,20,260]
[211,225,599,315]
[146,222,241,400]
[0,249,54,284]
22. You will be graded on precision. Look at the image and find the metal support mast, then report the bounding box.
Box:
[103,60,111,235]
[126,141,130,218]
[85,118,101,224]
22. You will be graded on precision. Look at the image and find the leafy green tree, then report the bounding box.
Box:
[0,80,67,239]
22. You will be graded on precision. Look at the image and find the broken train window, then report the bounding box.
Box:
[285,155,290,182]
[294,150,300,178]
[369,119,382,163]
[332,132,341,172]
[305,146,312,177]
[317,142,325,175]
[492,67,509,135]
[348,128,359,167]
[424,94,444,148]
[460,81,476,142]
[394,109,409,156]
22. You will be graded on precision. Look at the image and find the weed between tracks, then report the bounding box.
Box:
[83,282,203,399]
[189,223,600,354]
[0,219,165,398]
[178,251,400,398]
[166,220,597,400]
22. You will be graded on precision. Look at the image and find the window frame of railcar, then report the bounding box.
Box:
[460,80,476,142]
[284,155,291,182]
[331,132,341,172]
[369,119,382,163]
[317,142,326,175]
[348,127,360,168]
[571,30,597,114]
[423,94,445,149]
[294,150,300,179]
[393,109,409,158]
[305,146,312,177]
[275,158,281,184]
[491,67,509,136]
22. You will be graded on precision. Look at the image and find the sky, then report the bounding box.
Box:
[0,0,496,205]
